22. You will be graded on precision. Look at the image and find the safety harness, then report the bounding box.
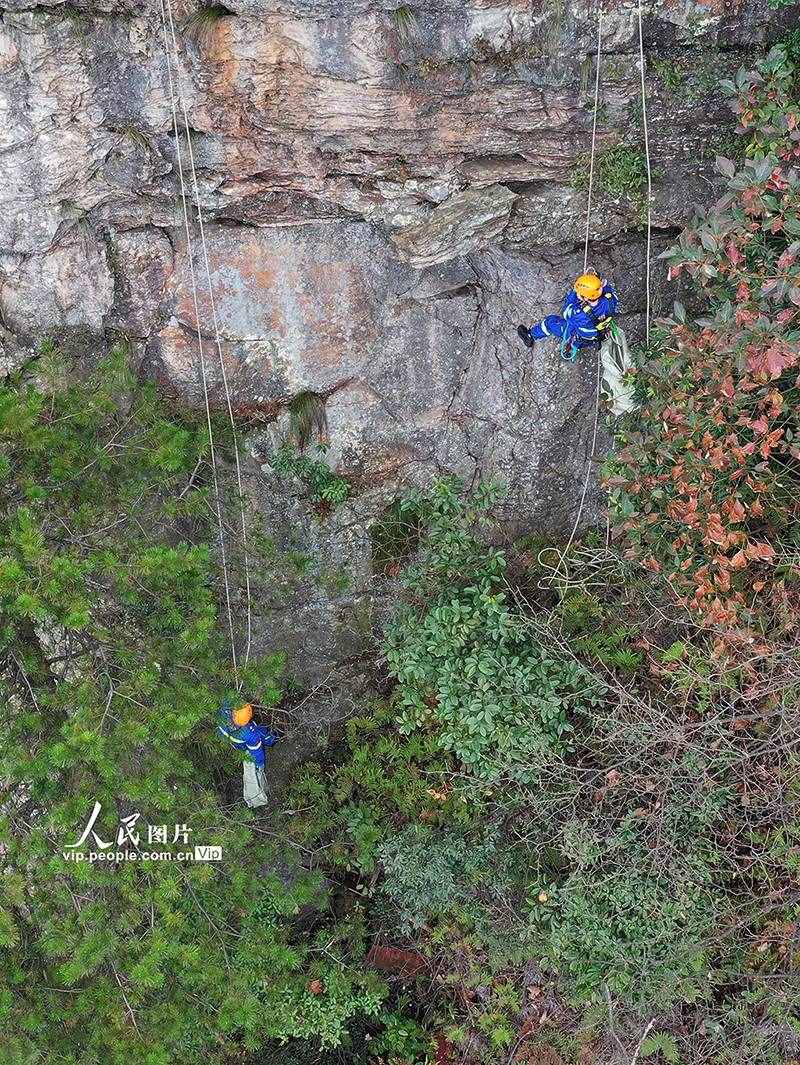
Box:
[560,300,614,363]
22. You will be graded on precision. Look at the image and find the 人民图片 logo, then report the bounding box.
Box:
[63,801,222,863]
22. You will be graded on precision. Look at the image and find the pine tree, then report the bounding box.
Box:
[0,347,383,1064]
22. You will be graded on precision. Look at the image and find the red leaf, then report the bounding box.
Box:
[727,241,743,265]
[748,341,796,379]
[727,498,746,522]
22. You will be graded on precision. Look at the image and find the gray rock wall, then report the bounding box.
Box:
[2,0,797,724]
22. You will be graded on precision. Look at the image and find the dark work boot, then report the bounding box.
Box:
[517,324,535,349]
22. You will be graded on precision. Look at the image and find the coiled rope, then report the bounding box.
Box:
[158,0,252,686]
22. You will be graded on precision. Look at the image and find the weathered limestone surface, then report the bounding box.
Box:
[1,0,798,733]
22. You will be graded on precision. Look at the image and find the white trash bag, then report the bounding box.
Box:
[600,324,637,417]
[243,761,270,808]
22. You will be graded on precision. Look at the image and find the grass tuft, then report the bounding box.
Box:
[392,5,422,46]
[182,3,234,45]
[286,391,328,451]
[572,144,649,224]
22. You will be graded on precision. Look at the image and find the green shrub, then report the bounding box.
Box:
[572,144,648,221]
[543,852,718,1005]
[370,497,423,576]
[286,390,328,450]
[273,444,351,509]
[391,4,421,45]
[653,58,685,94]
[287,703,463,874]
[0,347,376,1062]
[378,825,498,931]
[385,480,604,782]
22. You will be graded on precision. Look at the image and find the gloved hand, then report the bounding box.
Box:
[517,324,535,349]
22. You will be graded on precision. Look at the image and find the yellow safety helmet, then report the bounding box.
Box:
[574,272,603,301]
[233,703,253,727]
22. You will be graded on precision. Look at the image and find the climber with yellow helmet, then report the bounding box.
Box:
[217,700,278,806]
[517,272,619,361]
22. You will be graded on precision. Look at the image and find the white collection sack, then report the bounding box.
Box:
[600,326,637,417]
[243,761,270,808]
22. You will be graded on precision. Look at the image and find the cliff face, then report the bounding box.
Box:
[1,0,797,726]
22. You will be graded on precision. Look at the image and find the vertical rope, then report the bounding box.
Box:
[158,0,242,682]
[637,0,652,344]
[162,0,253,675]
[584,8,603,273]
[543,2,653,586]
[542,5,605,586]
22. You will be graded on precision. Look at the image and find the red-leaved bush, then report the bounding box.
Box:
[608,44,800,627]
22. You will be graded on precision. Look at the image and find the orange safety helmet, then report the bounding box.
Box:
[232,703,253,727]
[574,272,603,301]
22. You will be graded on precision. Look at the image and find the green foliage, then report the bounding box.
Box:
[572,144,649,224]
[722,43,799,159]
[360,480,797,1057]
[287,703,463,875]
[385,480,604,782]
[641,1031,681,1062]
[0,347,377,1063]
[543,850,718,1005]
[781,28,800,68]
[273,444,351,510]
[378,826,498,931]
[370,497,423,576]
[369,1008,430,1063]
[652,58,685,94]
[556,592,643,674]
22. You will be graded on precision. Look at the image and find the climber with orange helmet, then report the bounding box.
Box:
[517,272,619,361]
[217,700,278,769]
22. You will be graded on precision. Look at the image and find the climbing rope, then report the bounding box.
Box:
[542,0,652,586]
[158,0,253,685]
[637,0,652,344]
[541,5,605,586]
[583,8,603,273]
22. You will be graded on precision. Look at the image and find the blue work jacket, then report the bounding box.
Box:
[562,281,619,343]
[217,705,277,768]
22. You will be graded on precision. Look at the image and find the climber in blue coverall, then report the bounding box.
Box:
[217,701,278,769]
[517,272,620,361]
